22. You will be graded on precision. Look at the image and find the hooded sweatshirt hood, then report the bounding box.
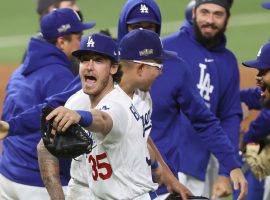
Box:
[22,37,70,76]
[118,0,162,42]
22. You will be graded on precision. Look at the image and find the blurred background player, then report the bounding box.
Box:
[239,42,270,200]
[235,2,270,200]
[118,0,247,199]
[21,0,82,76]
[0,8,94,200]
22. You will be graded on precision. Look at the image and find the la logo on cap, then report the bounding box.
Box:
[87,36,95,47]
[140,4,149,13]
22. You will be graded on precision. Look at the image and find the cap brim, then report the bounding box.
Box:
[242,59,270,70]
[126,17,160,25]
[72,50,89,58]
[80,22,96,31]
[261,2,270,9]
[72,49,117,61]
[161,50,178,60]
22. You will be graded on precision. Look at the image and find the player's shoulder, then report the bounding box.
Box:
[134,89,151,101]
[65,89,90,110]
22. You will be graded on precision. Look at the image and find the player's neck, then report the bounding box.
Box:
[90,83,115,108]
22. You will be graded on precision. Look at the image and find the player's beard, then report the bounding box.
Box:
[260,84,270,109]
[193,17,227,49]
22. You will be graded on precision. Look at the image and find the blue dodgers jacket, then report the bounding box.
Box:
[0,38,75,187]
[240,87,270,144]
[162,21,242,181]
[7,76,82,136]
[241,87,261,110]
[118,1,241,194]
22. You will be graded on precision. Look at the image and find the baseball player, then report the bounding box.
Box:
[0,8,95,200]
[118,1,247,199]
[21,0,83,76]
[162,0,243,199]
[238,3,270,199]
[45,29,179,199]
[240,41,270,200]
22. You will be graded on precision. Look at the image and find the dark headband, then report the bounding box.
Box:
[195,0,233,11]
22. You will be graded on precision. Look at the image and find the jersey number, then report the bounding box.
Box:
[88,153,113,181]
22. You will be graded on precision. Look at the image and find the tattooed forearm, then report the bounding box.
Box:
[37,140,65,200]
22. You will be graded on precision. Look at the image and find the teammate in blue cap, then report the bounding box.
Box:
[238,41,270,200]
[0,8,94,200]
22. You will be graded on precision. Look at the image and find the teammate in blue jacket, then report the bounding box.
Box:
[0,8,95,200]
[240,40,270,200]
[118,0,247,199]
[162,0,242,198]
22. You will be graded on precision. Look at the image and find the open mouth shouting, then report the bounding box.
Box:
[84,75,97,88]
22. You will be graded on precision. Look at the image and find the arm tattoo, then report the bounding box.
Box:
[37,140,65,200]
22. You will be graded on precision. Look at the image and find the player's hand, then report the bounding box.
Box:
[211,175,232,199]
[162,167,193,200]
[46,106,81,132]
[0,120,9,139]
[230,168,248,200]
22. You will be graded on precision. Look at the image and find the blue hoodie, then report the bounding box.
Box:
[240,87,270,144]
[162,21,242,180]
[241,87,261,110]
[117,0,161,42]
[7,76,82,136]
[118,1,241,195]
[0,37,74,187]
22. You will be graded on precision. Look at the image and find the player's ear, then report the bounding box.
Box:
[56,36,66,50]
[137,63,144,77]
[110,63,119,75]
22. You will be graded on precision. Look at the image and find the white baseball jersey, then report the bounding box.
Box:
[64,90,92,199]
[86,85,158,200]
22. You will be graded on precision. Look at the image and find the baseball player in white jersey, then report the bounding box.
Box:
[65,87,154,200]
[46,29,180,199]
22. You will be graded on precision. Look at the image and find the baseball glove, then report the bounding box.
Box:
[165,194,209,200]
[40,105,94,159]
[244,139,270,181]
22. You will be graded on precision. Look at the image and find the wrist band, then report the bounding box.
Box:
[76,110,93,127]
[151,159,159,170]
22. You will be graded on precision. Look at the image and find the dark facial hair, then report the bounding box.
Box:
[193,16,227,49]
[258,72,270,109]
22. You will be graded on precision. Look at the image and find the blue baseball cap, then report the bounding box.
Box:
[126,4,160,25]
[72,33,118,61]
[119,29,177,61]
[242,42,270,70]
[261,2,270,9]
[41,8,95,39]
